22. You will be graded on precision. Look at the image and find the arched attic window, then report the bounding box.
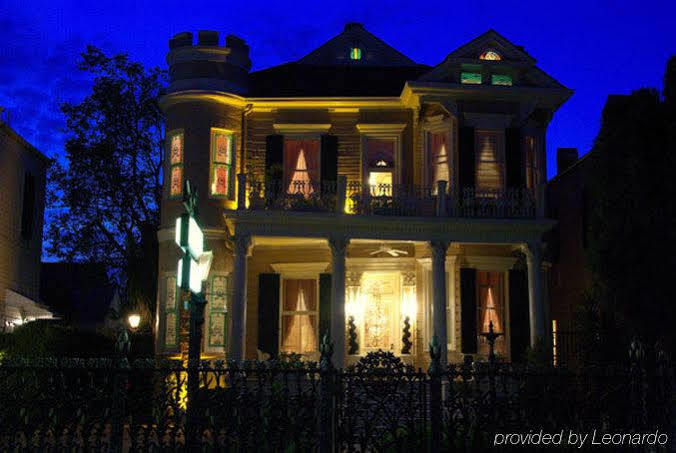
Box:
[479,50,501,61]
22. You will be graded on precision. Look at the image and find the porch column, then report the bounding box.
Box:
[524,241,545,346]
[329,236,349,368]
[230,233,251,361]
[430,241,449,365]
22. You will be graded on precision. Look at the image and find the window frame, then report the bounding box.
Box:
[423,115,454,192]
[357,124,405,194]
[167,129,184,199]
[278,276,320,357]
[350,47,362,60]
[209,128,236,200]
[524,135,539,190]
[491,74,513,86]
[475,270,507,356]
[461,72,483,84]
[282,135,322,196]
[474,129,506,192]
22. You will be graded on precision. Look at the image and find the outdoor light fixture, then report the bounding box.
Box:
[127,313,141,330]
[177,251,213,294]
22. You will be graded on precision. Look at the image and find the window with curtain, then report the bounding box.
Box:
[284,139,320,197]
[477,271,505,355]
[281,279,318,355]
[366,138,395,196]
[427,131,450,192]
[210,129,235,198]
[475,131,504,191]
[525,136,538,190]
[168,130,184,198]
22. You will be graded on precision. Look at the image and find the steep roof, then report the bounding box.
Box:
[248,63,430,97]
[297,22,417,66]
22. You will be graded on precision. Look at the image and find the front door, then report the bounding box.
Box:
[360,272,401,353]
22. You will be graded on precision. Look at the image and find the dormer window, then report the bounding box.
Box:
[480,50,501,61]
[350,47,362,60]
[461,72,482,84]
[491,74,512,86]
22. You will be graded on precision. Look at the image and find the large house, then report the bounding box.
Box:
[155,24,572,367]
[0,111,52,331]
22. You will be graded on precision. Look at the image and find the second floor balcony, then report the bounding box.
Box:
[236,174,544,219]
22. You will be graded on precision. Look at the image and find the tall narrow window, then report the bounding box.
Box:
[427,131,451,192]
[350,47,362,60]
[366,138,395,196]
[20,172,35,240]
[525,136,538,190]
[284,139,320,197]
[168,130,184,198]
[210,129,235,198]
[207,274,228,348]
[281,279,318,355]
[477,271,505,356]
[164,275,178,348]
[475,131,504,191]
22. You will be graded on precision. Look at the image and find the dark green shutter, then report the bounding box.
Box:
[505,128,523,188]
[460,268,477,354]
[509,269,529,362]
[265,134,284,183]
[458,127,475,190]
[320,135,338,194]
[258,273,280,357]
[319,273,332,346]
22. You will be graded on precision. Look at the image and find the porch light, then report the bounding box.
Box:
[127,313,141,330]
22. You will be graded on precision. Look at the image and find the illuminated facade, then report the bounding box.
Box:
[155,25,572,367]
[0,117,51,331]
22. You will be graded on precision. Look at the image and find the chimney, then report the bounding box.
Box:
[557,148,578,174]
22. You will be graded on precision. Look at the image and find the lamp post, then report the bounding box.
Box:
[174,180,212,443]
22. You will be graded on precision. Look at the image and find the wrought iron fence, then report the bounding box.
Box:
[0,337,672,452]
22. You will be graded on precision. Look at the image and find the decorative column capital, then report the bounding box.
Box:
[346,271,363,287]
[521,241,543,262]
[402,271,416,287]
[233,233,252,256]
[328,236,350,256]
[429,241,450,259]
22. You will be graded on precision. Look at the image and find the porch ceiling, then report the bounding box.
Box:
[224,210,555,244]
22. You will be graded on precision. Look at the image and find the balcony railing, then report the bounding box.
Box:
[238,174,541,219]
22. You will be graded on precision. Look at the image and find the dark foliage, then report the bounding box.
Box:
[46,46,166,327]
[586,56,676,354]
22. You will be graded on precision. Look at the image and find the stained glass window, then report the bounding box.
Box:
[461,72,482,84]
[480,50,501,61]
[168,131,184,198]
[207,274,228,349]
[164,276,178,348]
[350,47,362,60]
[491,74,512,86]
[210,129,235,198]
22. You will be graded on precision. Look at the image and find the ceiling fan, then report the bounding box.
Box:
[368,244,409,257]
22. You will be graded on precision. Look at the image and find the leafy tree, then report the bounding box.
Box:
[46,46,166,328]
[586,57,676,354]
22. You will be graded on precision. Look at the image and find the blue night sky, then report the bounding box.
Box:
[1,0,674,178]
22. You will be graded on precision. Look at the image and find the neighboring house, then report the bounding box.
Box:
[0,112,52,331]
[155,24,572,367]
[40,262,117,331]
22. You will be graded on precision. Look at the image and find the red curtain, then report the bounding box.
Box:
[284,139,320,189]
